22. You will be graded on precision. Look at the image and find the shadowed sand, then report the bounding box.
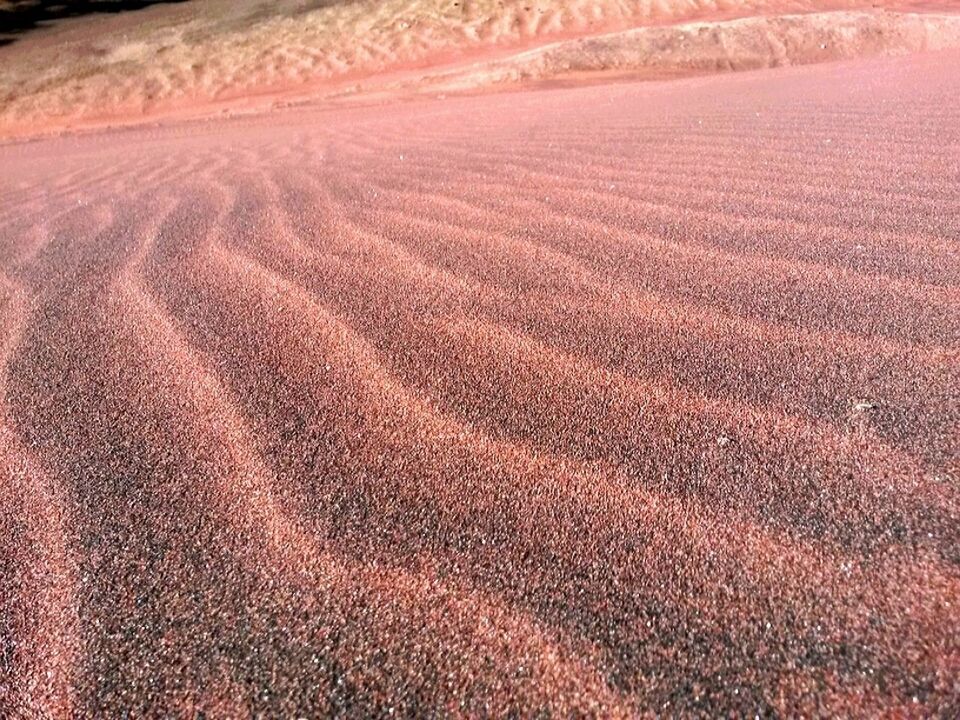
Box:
[1,46,959,716]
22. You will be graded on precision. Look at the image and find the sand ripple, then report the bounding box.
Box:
[0,49,958,716]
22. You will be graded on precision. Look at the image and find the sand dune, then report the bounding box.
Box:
[3,0,960,138]
[377,8,960,94]
[1,46,959,715]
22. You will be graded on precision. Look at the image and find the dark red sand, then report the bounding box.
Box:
[1,49,959,717]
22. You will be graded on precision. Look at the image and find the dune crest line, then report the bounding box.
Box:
[4,2,960,138]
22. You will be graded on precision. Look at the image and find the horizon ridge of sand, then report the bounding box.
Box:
[3,1,960,138]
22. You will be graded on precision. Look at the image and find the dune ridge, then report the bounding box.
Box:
[3,1,960,138]
[1,49,959,715]
[365,8,960,95]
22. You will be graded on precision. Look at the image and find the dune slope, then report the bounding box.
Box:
[3,0,960,137]
[1,49,959,716]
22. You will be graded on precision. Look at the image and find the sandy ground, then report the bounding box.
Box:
[0,46,958,715]
[3,0,960,137]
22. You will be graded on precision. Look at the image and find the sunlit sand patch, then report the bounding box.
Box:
[0,1,958,716]
[3,0,960,137]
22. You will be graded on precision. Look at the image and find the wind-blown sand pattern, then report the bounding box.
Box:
[1,42,959,716]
